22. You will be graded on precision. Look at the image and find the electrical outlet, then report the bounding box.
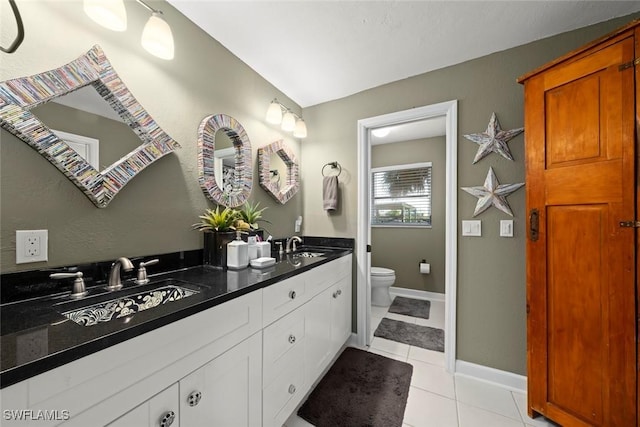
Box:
[16,230,48,264]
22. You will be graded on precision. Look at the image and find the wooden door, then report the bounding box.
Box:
[523,30,636,426]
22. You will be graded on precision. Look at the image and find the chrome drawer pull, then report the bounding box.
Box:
[288,334,296,344]
[187,390,202,407]
[288,384,296,394]
[289,290,296,300]
[159,410,175,427]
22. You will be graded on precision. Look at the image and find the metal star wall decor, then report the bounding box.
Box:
[464,113,524,164]
[461,167,524,217]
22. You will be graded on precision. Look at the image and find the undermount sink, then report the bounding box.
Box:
[291,251,325,258]
[60,279,199,327]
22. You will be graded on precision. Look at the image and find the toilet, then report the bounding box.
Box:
[371,267,395,307]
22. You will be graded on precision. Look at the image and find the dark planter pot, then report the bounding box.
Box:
[203,231,236,268]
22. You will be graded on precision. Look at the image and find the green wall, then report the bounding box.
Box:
[371,137,446,294]
[301,13,640,375]
[0,0,302,272]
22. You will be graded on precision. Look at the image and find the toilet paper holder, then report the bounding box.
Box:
[419,259,430,274]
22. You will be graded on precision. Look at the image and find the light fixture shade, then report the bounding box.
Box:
[293,118,308,138]
[266,101,283,124]
[83,0,127,31]
[141,12,174,60]
[372,127,390,137]
[281,111,296,132]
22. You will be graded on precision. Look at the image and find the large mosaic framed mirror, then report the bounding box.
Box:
[0,45,181,208]
[258,139,299,204]
[197,114,252,207]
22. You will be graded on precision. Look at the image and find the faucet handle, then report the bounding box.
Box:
[135,259,159,285]
[50,272,87,299]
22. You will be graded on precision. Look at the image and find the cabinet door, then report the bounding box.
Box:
[304,286,333,384]
[107,383,179,427]
[524,32,636,426]
[179,333,261,427]
[330,276,352,354]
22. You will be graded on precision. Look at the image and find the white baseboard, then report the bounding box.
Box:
[390,287,445,302]
[455,360,527,393]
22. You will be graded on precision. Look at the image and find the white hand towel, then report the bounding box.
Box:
[323,176,339,211]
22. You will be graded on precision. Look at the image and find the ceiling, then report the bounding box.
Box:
[167,1,640,108]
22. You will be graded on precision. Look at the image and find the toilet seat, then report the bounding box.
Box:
[371,267,394,276]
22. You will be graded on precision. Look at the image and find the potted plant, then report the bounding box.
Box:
[193,206,239,267]
[235,201,269,240]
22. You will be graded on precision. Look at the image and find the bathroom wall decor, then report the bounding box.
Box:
[461,167,524,216]
[258,139,300,204]
[463,112,523,164]
[0,45,181,208]
[197,114,252,207]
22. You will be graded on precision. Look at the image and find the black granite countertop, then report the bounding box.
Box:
[0,243,352,388]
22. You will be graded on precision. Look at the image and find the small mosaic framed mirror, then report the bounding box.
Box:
[258,139,300,204]
[0,45,181,208]
[197,114,252,207]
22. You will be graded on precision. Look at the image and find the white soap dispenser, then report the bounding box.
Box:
[227,231,249,270]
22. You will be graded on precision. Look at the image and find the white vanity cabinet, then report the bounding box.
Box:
[107,384,180,427]
[178,333,262,427]
[0,252,352,427]
[262,254,353,427]
[108,333,262,427]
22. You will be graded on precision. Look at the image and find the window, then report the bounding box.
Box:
[371,162,432,227]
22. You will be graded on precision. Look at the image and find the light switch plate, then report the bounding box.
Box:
[462,220,482,237]
[16,230,48,264]
[500,220,514,237]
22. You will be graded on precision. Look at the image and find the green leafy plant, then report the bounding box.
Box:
[192,206,238,232]
[237,201,269,231]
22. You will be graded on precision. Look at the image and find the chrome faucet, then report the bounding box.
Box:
[106,257,134,291]
[285,236,302,253]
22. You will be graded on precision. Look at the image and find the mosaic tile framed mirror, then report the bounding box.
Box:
[258,139,300,204]
[0,45,181,208]
[197,114,252,207]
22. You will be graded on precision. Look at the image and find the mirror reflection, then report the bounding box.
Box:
[31,86,140,171]
[213,130,237,193]
[269,151,287,190]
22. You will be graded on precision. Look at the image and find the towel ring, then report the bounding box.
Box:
[322,161,342,177]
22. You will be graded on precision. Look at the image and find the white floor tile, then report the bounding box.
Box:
[407,359,455,399]
[403,387,458,427]
[371,314,384,331]
[458,402,525,427]
[455,375,521,421]
[370,337,410,358]
[512,392,559,426]
[368,346,407,362]
[408,345,445,367]
[371,305,389,318]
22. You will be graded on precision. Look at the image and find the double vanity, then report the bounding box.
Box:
[0,241,353,427]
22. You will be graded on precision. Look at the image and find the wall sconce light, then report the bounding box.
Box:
[266,99,307,139]
[83,0,175,60]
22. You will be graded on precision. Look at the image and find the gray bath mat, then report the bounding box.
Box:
[389,296,431,319]
[298,347,412,427]
[374,318,444,352]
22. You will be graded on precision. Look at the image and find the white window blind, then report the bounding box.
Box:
[371,162,432,227]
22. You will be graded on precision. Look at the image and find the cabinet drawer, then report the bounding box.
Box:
[263,354,305,427]
[263,274,307,326]
[305,255,351,297]
[263,306,306,386]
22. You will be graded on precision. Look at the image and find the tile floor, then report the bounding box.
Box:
[286,296,558,427]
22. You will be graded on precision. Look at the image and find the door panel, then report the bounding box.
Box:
[525,32,636,427]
